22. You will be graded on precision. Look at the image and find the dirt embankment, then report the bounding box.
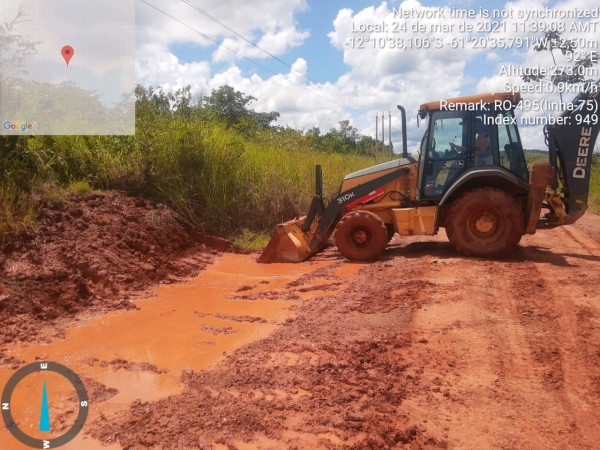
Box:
[0,191,236,351]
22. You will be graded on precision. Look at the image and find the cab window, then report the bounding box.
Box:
[422,111,468,197]
[497,111,528,181]
[471,112,494,166]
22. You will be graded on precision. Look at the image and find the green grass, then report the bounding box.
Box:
[524,149,549,166]
[589,154,600,214]
[0,183,38,248]
[233,229,272,251]
[33,183,67,208]
[69,180,92,195]
[0,117,392,247]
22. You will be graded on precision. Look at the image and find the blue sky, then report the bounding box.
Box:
[135,0,599,150]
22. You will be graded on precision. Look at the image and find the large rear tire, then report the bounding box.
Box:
[445,187,524,258]
[335,211,388,261]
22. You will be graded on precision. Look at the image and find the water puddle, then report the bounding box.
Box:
[0,254,336,449]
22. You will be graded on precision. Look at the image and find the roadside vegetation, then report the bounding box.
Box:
[0,85,393,249]
[2,89,599,249]
[590,154,600,214]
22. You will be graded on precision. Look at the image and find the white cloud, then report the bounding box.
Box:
[136,0,309,61]
[134,0,599,152]
[212,26,310,62]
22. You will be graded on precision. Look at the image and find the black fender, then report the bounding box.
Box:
[437,167,529,227]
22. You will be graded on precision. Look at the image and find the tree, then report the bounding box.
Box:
[335,120,359,143]
[0,7,40,77]
[203,85,279,128]
[1,7,41,167]
[521,30,598,104]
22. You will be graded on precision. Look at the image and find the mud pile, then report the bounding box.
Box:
[0,191,235,348]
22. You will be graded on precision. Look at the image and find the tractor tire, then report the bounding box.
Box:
[445,187,524,258]
[335,211,388,261]
[386,224,396,243]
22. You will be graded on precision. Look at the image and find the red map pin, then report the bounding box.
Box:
[61,45,74,66]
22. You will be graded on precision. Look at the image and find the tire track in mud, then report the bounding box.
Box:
[490,259,588,449]
[521,228,600,448]
[398,259,527,448]
[372,221,600,450]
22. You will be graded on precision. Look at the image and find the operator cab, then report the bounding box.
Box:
[417,93,528,199]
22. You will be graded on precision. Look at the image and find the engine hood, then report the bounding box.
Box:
[343,156,417,181]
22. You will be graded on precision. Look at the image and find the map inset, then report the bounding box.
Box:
[0,0,135,135]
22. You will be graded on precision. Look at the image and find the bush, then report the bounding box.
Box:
[0,182,38,248]
[69,180,92,195]
[589,154,600,214]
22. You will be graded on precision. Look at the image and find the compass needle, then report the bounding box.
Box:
[39,381,51,432]
[2,362,88,448]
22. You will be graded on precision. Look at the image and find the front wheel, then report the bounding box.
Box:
[335,211,388,261]
[445,188,524,258]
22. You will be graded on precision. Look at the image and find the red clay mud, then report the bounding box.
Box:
[0,191,234,347]
[3,196,600,449]
[88,213,600,450]
[90,258,444,449]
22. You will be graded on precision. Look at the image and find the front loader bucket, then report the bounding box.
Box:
[258,217,314,263]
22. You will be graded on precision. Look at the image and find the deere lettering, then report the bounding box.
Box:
[573,126,593,179]
[337,192,356,204]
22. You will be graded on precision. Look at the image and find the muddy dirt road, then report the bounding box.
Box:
[2,212,600,449]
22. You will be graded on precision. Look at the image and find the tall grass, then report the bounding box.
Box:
[589,154,600,214]
[0,117,391,246]
[2,119,599,248]
[0,183,38,248]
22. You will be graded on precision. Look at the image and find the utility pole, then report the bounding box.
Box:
[375,115,378,146]
[381,112,385,148]
[389,111,392,154]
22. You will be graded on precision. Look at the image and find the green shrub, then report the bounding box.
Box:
[69,180,92,195]
[0,182,38,248]
[233,229,272,251]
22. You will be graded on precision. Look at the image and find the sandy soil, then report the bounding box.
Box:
[2,197,600,449]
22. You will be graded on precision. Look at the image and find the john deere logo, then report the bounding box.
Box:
[1,362,88,448]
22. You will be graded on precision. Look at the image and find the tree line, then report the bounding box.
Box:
[135,84,392,156]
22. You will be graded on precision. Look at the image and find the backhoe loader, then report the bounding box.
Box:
[258,80,600,263]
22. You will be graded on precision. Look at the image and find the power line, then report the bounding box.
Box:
[181,0,374,112]
[139,0,365,114]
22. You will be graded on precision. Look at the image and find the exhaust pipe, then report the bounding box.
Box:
[315,164,322,198]
[396,105,408,158]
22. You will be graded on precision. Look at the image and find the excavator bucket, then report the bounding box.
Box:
[257,217,314,263]
[259,165,328,264]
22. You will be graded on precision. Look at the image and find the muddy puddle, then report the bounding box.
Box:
[0,254,350,449]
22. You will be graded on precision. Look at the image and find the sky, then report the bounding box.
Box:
[134,0,599,152]
[2,0,599,145]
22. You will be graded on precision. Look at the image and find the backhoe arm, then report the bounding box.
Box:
[542,79,600,226]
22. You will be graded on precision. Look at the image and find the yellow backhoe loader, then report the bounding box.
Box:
[259,81,600,263]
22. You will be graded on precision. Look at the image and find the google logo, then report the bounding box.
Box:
[3,122,34,131]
